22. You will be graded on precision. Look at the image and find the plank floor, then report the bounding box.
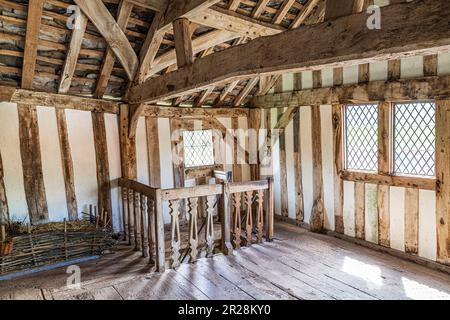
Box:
[1,222,450,300]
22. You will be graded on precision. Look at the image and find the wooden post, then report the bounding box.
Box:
[154,189,166,272]
[332,104,344,234]
[220,182,233,255]
[266,177,274,241]
[310,105,325,232]
[435,99,450,264]
[378,102,391,247]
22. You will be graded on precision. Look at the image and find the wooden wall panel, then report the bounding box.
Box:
[332,104,344,233]
[146,117,161,188]
[418,190,437,261]
[104,113,122,233]
[364,183,379,244]
[390,186,406,252]
[65,109,98,217]
[300,106,313,223]
[354,182,365,239]
[343,181,355,237]
[321,105,335,231]
[271,108,281,216]
[0,103,29,221]
[136,117,150,185]
[18,104,48,224]
[37,106,68,221]
[404,188,419,254]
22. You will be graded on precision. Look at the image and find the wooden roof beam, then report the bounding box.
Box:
[129,0,450,104]
[58,12,88,94]
[251,75,450,108]
[94,1,134,98]
[22,0,45,89]
[74,0,138,80]
[189,7,285,38]
[124,0,166,11]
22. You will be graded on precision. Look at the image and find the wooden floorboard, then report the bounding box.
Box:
[1,222,450,300]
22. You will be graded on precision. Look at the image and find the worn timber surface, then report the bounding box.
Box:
[1,222,450,300]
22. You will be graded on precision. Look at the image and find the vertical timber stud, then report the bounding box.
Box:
[22,0,45,89]
[333,66,344,233]
[173,18,194,68]
[248,109,261,180]
[56,109,78,220]
[293,107,304,222]
[404,188,419,254]
[275,78,288,217]
[332,104,344,234]
[378,102,390,247]
[435,100,450,264]
[92,112,112,225]
[146,117,161,188]
[310,105,325,232]
[232,117,242,183]
[120,104,137,180]
[0,149,9,224]
[310,70,325,232]
[18,104,49,224]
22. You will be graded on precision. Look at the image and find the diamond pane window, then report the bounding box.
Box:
[393,102,435,177]
[345,104,379,171]
[183,130,214,168]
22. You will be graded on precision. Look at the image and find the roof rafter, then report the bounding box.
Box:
[22,0,45,89]
[58,12,88,94]
[94,0,134,98]
[74,0,138,80]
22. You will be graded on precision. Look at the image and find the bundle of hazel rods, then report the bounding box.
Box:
[0,218,115,275]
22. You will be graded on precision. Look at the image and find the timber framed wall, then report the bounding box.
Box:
[0,100,250,230]
[263,51,450,265]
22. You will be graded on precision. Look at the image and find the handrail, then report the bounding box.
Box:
[118,177,274,273]
[118,178,156,199]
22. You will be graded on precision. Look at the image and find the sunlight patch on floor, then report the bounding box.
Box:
[342,257,383,287]
[401,277,450,300]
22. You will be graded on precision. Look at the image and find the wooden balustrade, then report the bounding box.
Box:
[118,177,274,273]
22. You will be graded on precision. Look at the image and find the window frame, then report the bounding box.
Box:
[341,100,436,190]
[343,103,380,173]
[391,100,436,178]
[182,129,216,170]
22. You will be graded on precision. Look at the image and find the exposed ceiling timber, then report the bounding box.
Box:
[129,0,450,104]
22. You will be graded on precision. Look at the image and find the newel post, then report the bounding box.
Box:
[220,182,233,255]
[154,189,165,272]
[266,177,274,241]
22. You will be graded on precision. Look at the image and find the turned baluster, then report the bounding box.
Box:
[147,197,155,265]
[122,187,129,242]
[257,189,264,243]
[245,191,253,246]
[128,189,135,246]
[188,197,199,263]
[134,191,141,251]
[141,195,148,258]
[206,195,215,257]
[169,200,181,268]
[233,193,242,249]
